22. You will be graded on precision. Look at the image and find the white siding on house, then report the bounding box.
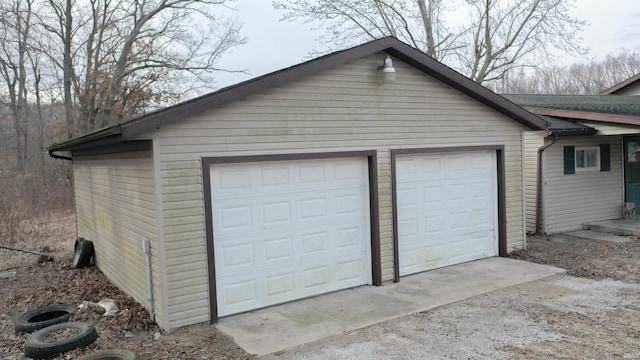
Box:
[74,149,162,326]
[541,136,622,234]
[612,82,640,96]
[135,54,530,330]
[523,131,545,233]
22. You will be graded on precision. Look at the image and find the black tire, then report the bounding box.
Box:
[24,321,97,359]
[14,304,77,334]
[76,349,141,360]
[73,238,94,269]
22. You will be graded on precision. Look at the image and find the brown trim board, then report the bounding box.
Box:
[390,145,507,282]
[201,150,381,324]
[72,140,152,158]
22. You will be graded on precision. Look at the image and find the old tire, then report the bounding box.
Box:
[76,349,141,360]
[73,238,94,269]
[14,304,77,334]
[24,321,97,359]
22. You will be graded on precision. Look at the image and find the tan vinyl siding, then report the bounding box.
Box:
[541,136,622,234]
[74,150,162,326]
[157,160,208,328]
[136,54,529,330]
[523,131,545,233]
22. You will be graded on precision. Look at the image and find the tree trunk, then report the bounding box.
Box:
[63,0,74,137]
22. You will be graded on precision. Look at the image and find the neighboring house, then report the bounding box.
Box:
[504,94,640,235]
[48,37,546,332]
[600,74,640,95]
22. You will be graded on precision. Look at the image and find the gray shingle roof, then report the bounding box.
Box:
[536,115,595,134]
[503,94,640,116]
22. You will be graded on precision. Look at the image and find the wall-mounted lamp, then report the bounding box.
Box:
[378,55,396,83]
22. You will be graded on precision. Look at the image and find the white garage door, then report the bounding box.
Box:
[210,157,371,317]
[396,151,497,277]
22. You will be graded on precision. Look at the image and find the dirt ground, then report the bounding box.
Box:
[2,214,640,359]
[0,211,252,360]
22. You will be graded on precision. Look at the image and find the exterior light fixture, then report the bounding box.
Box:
[378,55,396,83]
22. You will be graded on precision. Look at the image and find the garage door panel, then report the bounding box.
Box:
[266,273,295,297]
[398,218,418,237]
[213,192,367,236]
[219,205,253,231]
[300,197,327,219]
[218,168,251,191]
[212,160,363,198]
[264,236,294,262]
[212,157,371,317]
[397,151,497,277]
[423,185,443,204]
[399,247,443,275]
[448,182,467,200]
[220,242,254,269]
[302,232,328,255]
[263,201,292,225]
[216,225,368,274]
[303,266,330,290]
[217,254,368,315]
[225,280,257,308]
[337,259,368,281]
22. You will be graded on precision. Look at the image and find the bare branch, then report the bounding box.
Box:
[274,0,589,83]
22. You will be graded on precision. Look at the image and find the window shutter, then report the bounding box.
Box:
[564,146,575,174]
[600,144,610,171]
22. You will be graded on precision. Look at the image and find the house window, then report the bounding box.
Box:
[575,146,600,171]
[564,144,610,174]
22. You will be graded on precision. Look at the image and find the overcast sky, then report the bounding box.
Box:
[214,0,640,89]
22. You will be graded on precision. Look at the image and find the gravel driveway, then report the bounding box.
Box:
[262,234,640,359]
[261,275,640,359]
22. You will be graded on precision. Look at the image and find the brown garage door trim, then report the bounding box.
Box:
[390,145,507,282]
[201,151,381,323]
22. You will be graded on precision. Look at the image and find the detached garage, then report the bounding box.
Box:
[48,37,546,331]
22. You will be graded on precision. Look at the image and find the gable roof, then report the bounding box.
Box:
[49,37,546,153]
[600,74,640,95]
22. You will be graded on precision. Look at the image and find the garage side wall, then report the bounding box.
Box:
[523,131,545,233]
[140,54,530,330]
[74,149,163,326]
[542,136,622,234]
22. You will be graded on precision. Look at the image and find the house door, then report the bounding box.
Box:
[624,137,640,208]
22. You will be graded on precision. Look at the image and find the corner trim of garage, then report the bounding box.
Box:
[390,145,507,282]
[201,151,381,324]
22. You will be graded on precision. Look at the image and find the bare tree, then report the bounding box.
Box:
[0,0,36,172]
[460,0,588,84]
[499,48,640,94]
[275,0,459,61]
[273,0,588,84]
[41,0,246,134]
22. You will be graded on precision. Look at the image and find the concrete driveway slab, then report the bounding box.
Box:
[215,257,565,356]
[566,229,633,243]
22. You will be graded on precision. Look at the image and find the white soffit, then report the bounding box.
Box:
[577,122,640,136]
